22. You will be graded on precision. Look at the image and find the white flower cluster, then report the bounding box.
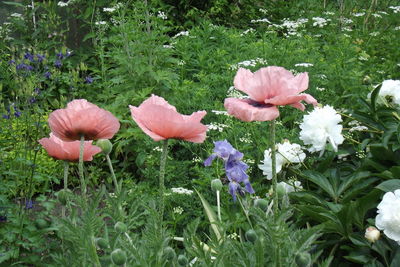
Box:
[258,140,306,180]
[295,63,314,68]
[240,28,255,36]
[352,12,365,17]
[273,18,308,36]
[251,18,271,23]
[239,133,252,144]
[157,11,167,20]
[299,106,344,154]
[57,1,69,7]
[173,206,184,214]
[10,13,23,18]
[389,6,400,13]
[207,122,229,132]
[173,31,189,38]
[340,18,353,24]
[376,189,400,244]
[171,187,193,195]
[312,17,331,27]
[348,120,368,132]
[95,21,107,26]
[323,11,335,16]
[316,87,326,91]
[229,58,268,71]
[103,7,116,12]
[372,13,382,18]
[211,110,229,116]
[227,86,247,99]
[378,80,400,105]
[163,44,174,49]
[277,180,303,194]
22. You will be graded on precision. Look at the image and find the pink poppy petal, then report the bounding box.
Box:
[265,94,308,106]
[224,98,280,122]
[290,72,309,93]
[302,93,318,106]
[67,99,98,111]
[290,102,306,111]
[130,105,167,141]
[140,94,177,112]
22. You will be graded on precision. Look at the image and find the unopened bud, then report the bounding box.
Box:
[114,221,127,233]
[365,226,380,243]
[97,139,113,155]
[163,246,176,261]
[211,179,223,192]
[111,249,127,265]
[177,254,188,266]
[95,237,109,249]
[245,229,258,243]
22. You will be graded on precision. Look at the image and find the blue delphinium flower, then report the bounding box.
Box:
[84,76,93,84]
[24,52,34,62]
[25,199,34,209]
[56,51,64,59]
[54,60,62,68]
[205,140,255,201]
[44,71,51,79]
[36,54,45,63]
[2,114,10,119]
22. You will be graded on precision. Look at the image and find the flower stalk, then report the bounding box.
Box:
[270,120,278,213]
[159,139,169,221]
[106,154,120,194]
[79,135,86,197]
[62,161,69,218]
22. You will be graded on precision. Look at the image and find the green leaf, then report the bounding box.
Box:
[376,179,400,192]
[337,171,370,197]
[302,170,336,200]
[194,189,222,241]
[3,1,25,7]
[370,83,382,114]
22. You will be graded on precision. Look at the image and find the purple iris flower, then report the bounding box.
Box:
[84,76,93,84]
[44,71,51,79]
[54,60,62,68]
[204,140,255,201]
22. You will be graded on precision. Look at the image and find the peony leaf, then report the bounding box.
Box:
[376,179,400,192]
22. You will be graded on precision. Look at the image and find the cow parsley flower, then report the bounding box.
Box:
[375,190,400,244]
[259,140,306,180]
[299,106,344,154]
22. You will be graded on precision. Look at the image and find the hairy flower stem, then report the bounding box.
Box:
[216,190,221,222]
[159,139,169,222]
[106,154,120,194]
[79,135,86,197]
[62,161,69,218]
[270,120,278,213]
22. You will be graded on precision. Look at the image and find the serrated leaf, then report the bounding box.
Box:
[302,170,337,200]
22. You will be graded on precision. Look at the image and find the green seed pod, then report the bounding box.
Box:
[163,246,176,261]
[254,199,269,212]
[177,254,188,266]
[363,75,372,85]
[35,218,49,229]
[96,139,113,155]
[111,249,127,266]
[211,179,223,192]
[95,237,109,250]
[245,229,258,243]
[295,252,311,267]
[57,189,72,205]
[114,221,127,233]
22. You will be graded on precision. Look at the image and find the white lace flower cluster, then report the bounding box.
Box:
[375,189,400,244]
[258,140,306,180]
[299,106,344,154]
[378,79,400,105]
[171,187,193,195]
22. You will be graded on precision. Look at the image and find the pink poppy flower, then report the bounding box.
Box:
[48,99,120,141]
[39,133,101,162]
[129,95,207,143]
[224,66,318,122]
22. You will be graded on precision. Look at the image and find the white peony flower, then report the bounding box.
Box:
[378,79,400,105]
[299,105,344,154]
[375,189,400,244]
[258,140,306,180]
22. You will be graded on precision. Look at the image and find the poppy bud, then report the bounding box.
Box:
[245,229,258,243]
[211,179,223,192]
[111,249,127,266]
[163,246,176,261]
[254,199,269,211]
[365,226,380,243]
[177,254,188,266]
[95,237,109,249]
[114,222,127,233]
[97,139,113,155]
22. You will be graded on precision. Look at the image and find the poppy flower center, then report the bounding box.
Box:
[248,99,273,108]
